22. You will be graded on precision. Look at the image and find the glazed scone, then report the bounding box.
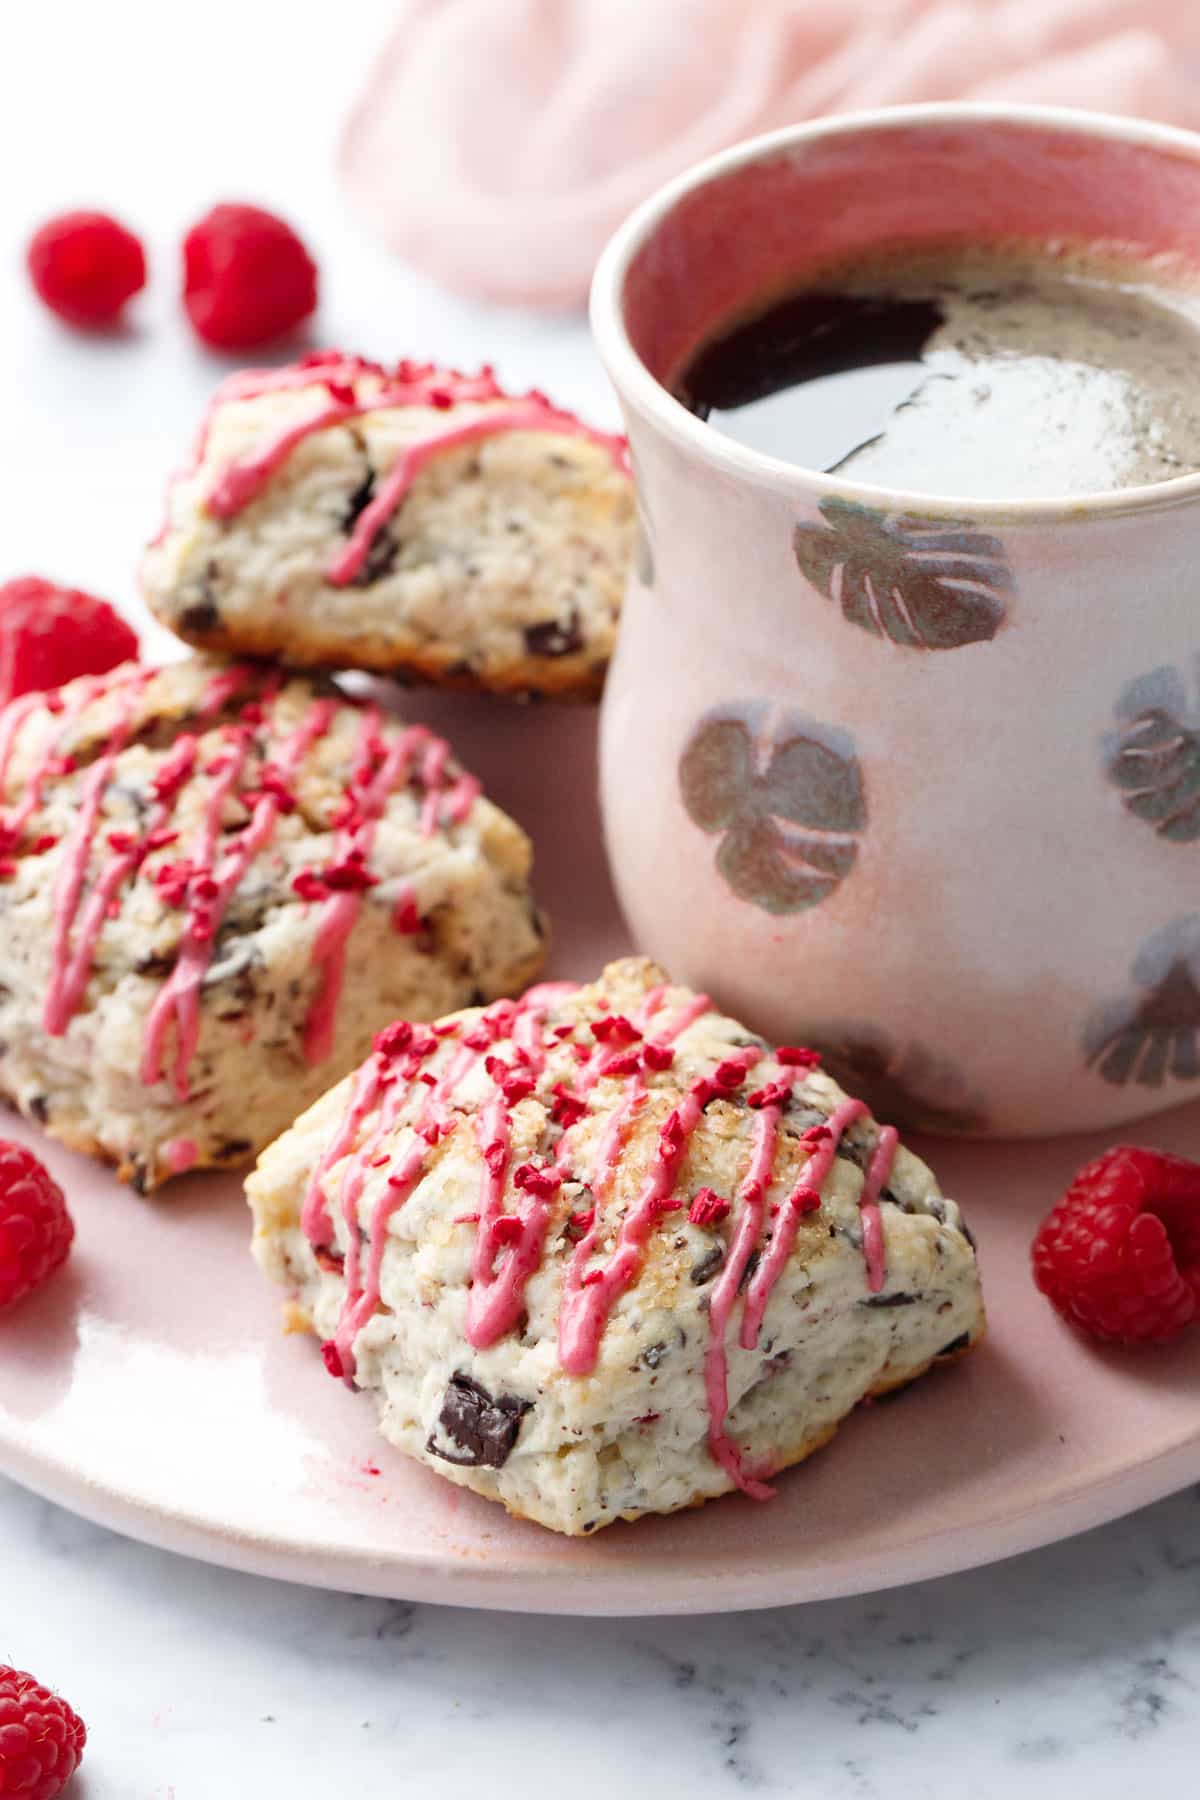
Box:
[0,657,544,1190]
[142,354,634,700]
[248,957,984,1535]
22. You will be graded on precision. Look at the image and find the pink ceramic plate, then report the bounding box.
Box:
[1,693,1197,1615]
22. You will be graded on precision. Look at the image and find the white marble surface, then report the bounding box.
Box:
[2,6,1199,1796]
[4,1474,1199,1798]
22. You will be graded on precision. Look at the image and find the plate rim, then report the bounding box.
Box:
[4,1402,1197,1615]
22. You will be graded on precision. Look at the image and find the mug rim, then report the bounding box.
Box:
[588,101,1200,524]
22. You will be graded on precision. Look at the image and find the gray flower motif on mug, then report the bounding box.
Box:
[679,701,865,914]
[1103,661,1200,842]
[793,498,1012,649]
[806,1025,988,1135]
[1084,916,1200,1088]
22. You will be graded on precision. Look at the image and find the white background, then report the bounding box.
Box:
[2,4,1198,1795]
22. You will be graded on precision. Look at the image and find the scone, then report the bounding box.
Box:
[0,657,544,1191]
[142,354,634,699]
[247,956,984,1534]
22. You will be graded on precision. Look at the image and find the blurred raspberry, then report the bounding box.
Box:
[0,1141,74,1311]
[182,203,318,350]
[0,577,138,706]
[27,210,145,327]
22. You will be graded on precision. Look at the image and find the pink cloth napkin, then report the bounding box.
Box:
[339,0,1200,308]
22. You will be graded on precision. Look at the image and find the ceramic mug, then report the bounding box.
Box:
[591,102,1200,1138]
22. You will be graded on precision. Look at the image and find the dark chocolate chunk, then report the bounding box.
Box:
[136,950,177,978]
[833,1130,870,1171]
[786,1105,830,1135]
[737,1248,760,1294]
[641,1341,669,1370]
[690,1244,725,1286]
[348,527,400,587]
[130,1161,150,1196]
[937,1332,971,1357]
[426,1371,532,1469]
[180,600,221,636]
[341,463,376,531]
[860,1291,919,1308]
[28,1094,48,1124]
[217,1138,253,1161]
[524,610,584,659]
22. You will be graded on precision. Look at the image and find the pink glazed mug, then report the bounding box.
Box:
[591,103,1200,1138]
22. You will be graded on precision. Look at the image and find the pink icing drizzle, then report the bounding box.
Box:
[704,1096,900,1497]
[194,354,629,589]
[313,1004,537,1374]
[465,980,674,1351]
[303,709,438,1065]
[461,986,584,1345]
[39,664,255,1043]
[141,697,336,1096]
[442,772,481,824]
[301,1058,384,1248]
[465,1089,549,1347]
[44,671,155,1034]
[0,692,45,779]
[558,1047,761,1376]
[0,674,130,856]
[416,735,451,839]
[652,990,712,1042]
[197,664,253,718]
[471,982,706,1355]
[44,732,198,1037]
[331,1082,414,1374]
[327,406,626,587]
[702,1101,784,1501]
[207,402,360,517]
[860,1124,899,1295]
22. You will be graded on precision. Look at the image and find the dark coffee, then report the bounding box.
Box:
[676,245,1200,499]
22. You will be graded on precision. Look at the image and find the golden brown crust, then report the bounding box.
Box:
[155,610,608,702]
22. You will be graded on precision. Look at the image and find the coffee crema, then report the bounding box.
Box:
[675,244,1200,499]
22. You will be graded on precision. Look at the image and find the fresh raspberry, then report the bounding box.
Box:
[0,1143,74,1310]
[0,577,139,707]
[0,1665,86,1798]
[27,210,146,328]
[182,203,318,350]
[1032,1146,1200,1345]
